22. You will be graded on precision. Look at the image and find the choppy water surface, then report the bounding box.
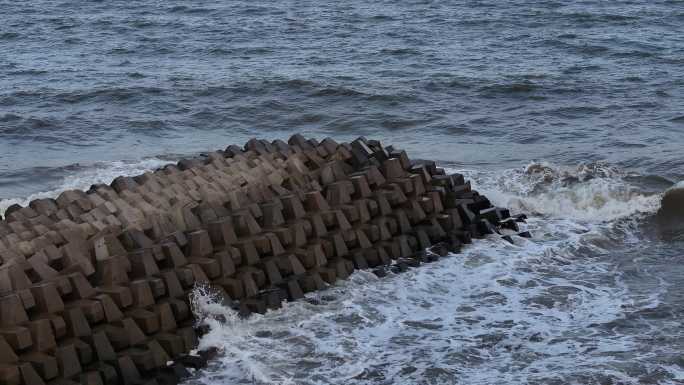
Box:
[1,1,683,384]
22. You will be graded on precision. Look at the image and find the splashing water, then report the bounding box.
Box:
[186,162,680,385]
[188,220,655,384]
[455,162,662,222]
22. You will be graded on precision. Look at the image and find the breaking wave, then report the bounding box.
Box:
[456,161,662,222]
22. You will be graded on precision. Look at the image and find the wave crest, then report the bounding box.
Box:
[455,161,661,222]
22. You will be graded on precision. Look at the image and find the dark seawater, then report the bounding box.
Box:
[1,1,684,384]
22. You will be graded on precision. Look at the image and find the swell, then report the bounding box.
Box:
[1,80,422,110]
[0,87,167,107]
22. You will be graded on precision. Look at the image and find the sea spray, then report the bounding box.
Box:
[186,213,650,384]
[453,162,662,222]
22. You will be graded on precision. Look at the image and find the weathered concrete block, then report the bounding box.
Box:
[146,340,170,369]
[96,286,132,310]
[237,272,259,298]
[213,251,235,278]
[161,299,189,323]
[94,256,129,287]
[30,282,64,314]
[119,318,146,347]
[364,166,387,187]
[187,258,220,279]
[79,371,103,385]
[262,260,283,286]
[217,278,244,300]
[303,191,330,212]
[349,138,372,166]
[0,363,20,385]
[264,233,285,256]
[63,307,92,338]
[21,352,58,380]
[127,250,159,279]
[278,279,304,301]
[66,338,93,366]
[477,218,497,235]
[478,207,501,224]
[0,336,18,365]
[65,273,96,300]
[0,294,28,326]
[126,309,159,335]
[154,303,177,333]
[317,268,337,284]
[88,332,117,363]
[252,235,271,255]
[66,300,104,324]
[381,158,405,180]
[186,230,213,259]
[155,334,184,358]
[54,345,81,379]
[231,212,261,237]
[160,243,187,269]
[239,298,266,315]
[280,254,306,276]
[0,328,30,352]
[499,218,519,232]
[59,243,95,278]
[233,240,259,266]
[19,362,44,385]
[326,182,353,206]
[298,272,326,293]
[260,203,285,228]
[174,267,194,289]
[118,229,153,252]
[114,356,141,385]
[128,281,154,308]
[26,319,55,352]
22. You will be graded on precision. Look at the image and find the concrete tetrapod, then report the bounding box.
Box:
[0,135,528,385]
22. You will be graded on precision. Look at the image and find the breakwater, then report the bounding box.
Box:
[0,135,527,385]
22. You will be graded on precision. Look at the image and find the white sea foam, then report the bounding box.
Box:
[0,158,171,215]
[187,216,670,385]
[453,162,661,222]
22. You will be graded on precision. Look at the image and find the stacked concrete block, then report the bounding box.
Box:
[0,135,526,385]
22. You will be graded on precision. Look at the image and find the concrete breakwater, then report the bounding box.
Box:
[0,135,528,385]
